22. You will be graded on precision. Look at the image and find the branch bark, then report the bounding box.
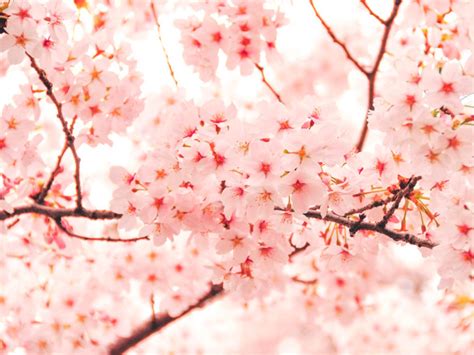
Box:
[308,0,403,152]
[302,209,435,249]
[108,283,224,355]
[308,0,369,75]
[355,0,402,151]
[376,175,420,228]
[361,0,386,25]
[0,203,120,221]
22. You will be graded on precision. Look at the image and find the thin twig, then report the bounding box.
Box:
[292,276,318,285]
[255,63,283,103]
[34,116,79,204]
[308,0,369,75]
[377,175,420,228]
[343,193,398,217]
[308,0,402,152]
[150,1,178,87]
[34,141,68,203]
[361,0,386,25]
[27,53,84,209]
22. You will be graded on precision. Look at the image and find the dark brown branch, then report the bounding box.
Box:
[107,228,312,354]
[308,0,402,152]
[377,175,420,228]
[361,0,386,25]
[255,63,283,103]
[54,217,149,243]
[308,0,369,75]
[27,53,84,209]
[108,283,224,355]
[343,194,397,217]
[0,12,7,34]
[150,1,178,87]
[0,203,120,221]
[34,141,68,203]
[355,0,402,151]
[302,209,435,249]
[34,116,78,204]
[348,213,366,237]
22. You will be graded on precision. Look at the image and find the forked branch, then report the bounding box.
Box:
[308,0,403,151]
[27,53,84,209]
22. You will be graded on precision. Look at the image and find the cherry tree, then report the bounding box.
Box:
[0,0,473,353]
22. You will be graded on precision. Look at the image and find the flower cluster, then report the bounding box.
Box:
[176,0,286,80]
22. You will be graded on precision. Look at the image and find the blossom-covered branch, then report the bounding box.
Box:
[303,209,436,249]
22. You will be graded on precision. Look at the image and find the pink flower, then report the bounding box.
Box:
[216,230,255,264]
[5,0,44,27]
[421,61,473,113]
[43,0,74,42]
[0,21,37,64]
[282,170,326,214]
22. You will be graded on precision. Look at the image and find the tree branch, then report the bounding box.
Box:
[33,116,78,204]
[361,0,386,25]
[308,0,369,75]
[0,203,120,221]
[308,0,403,152]
[27,53,84,209]
[355,0,402,151]
[376,175,420,228]
[108,283,224,355]
[255,63,283,103]
[343,194,397,217]
[33,141,68,204]
[302,209,435,249]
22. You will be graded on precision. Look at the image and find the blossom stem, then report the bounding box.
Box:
[149,1,178,87]
[255,63,283,103]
